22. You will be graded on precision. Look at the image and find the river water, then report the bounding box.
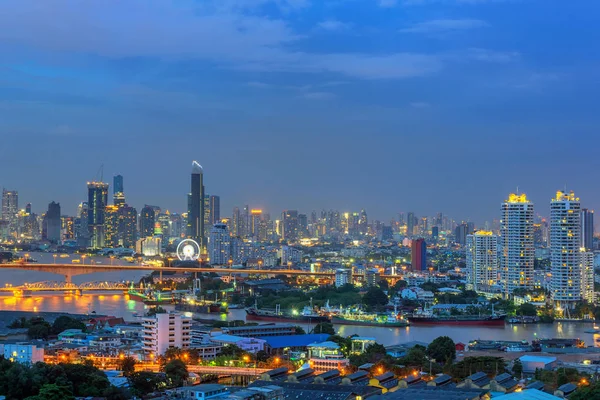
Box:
[0,252,598,347]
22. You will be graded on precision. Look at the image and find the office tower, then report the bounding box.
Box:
[581,251,595,304]
[61,216,74,240]
[157,213,171,239]
[118,205,137,248]
[210,195,220,225]
[298,213,308,238]
[358,209,368,235]
[1,189,18,236]
[431,226,439,239]
[142,312,191,356]
[76,202,90,247]
[140,205,156,238]
[411,238,426,271]
[335,269,351,287]
[466,231,498,291]
[550,191,582,309]
[455,224,468,245]
[232,207,241,237]
[581,209,594,251]
[500,193,535,294]
[203,195,211,239]
[281,210,299,242]
[365,268,380,287]
[188,161,205,247]
[25,203,31,215]
[104,205,119,247]
[136,237,162,256]
[113,175,125,207]
[42,202,61,243]
[407,212,416,237]
[467,222,475,235]
[87,182,109,248]
[250,209,262,238]
[208,223,231,265]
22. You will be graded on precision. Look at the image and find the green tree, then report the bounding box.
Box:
[255,350,269,363]
[512,358,523,378]
[294,326,306,334]
[517,303,537,317]
[117,356,136,377]
[25,383,74,400]
[220,344,245,358]
[128,372,164,396]
[362,287,389,308]
[28,323,51,340]
[571,383,600,400]
[146,306,166,316]
[51,316,86,335]
[393,280,408,291]
[163,359,188,388]
[327,335,353,357]
[378,280,389,290]
[313,322,335,335]
[427,336,456,363]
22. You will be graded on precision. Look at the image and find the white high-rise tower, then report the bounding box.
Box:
[208,223,231,266]
[500,193,535,295]
[550,190,582,309]
[466,231,499,291]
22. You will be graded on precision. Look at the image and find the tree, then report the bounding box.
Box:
[512,359,523,378]
[313,322,335,335]
[28,323,51,340]
[393,280,408,291]
[146,306,166,316]
[427,336,456,363]
[117,356,136,377]
[51,316,85,335]
[294,326,306,334]
[517,303,537,317]
[571,383,600,400]
[378,280,389,290]
[327,335,353,357]
[255,351,269,363]
[25,383,74,400]
[220,344,245,358]
[164,359,188,388]
[128,372,164,396]
[362,287,389,308]
[401,346,428,367]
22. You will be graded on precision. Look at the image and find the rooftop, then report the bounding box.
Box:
[258,334,330,349]
[519,355,557,363]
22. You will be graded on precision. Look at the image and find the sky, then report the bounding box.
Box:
[0,0,599,225]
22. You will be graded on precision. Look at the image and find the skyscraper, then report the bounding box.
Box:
[188,161,205,247]
[581,208,594,251]
[140,205,156,238]
[455,224,468,245]
[406,212,416,237]
[500,193,534,294]
[208,223,231,265]
[232,207,241,237]
[581,251,595,304]
[113,175,125,208]
[1,189,18,236]
[203,195,211,239]
[281,210,299,242]
[210,195,220,225]
[118,205,137,248]
[104,205,120,247]
[550,191,582,309]
[411,238,426,271]
[466,231,498,291]
[250,209,263,238]
[87,182,109,248]
[42,201,61,243]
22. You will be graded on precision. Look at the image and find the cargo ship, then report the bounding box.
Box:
[245,303,330,324]
[408,307,506,326]
[331,303,409,327]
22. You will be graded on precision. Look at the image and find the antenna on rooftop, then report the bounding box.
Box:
[95,164,104,182]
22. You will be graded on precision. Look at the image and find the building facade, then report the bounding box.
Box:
[189,161,205,248]
[411,238,426,271]
[87,182,109,248]
[466,231,498,291]
[142,312,191,356]
[43,201,61,243]
[581,208,594,251]
[208,223,231,265]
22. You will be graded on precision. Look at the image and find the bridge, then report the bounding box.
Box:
[135,363,269,376]
[0,263,406,282]
[3,280,130,296]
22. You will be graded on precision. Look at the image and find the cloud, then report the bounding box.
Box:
[467,48,520,63]
[318,19,351,31]
[302,91,336,99]
[401,19,489,34]
[246,81,274,88]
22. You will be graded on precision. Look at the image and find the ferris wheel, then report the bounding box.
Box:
[176,239,201,261]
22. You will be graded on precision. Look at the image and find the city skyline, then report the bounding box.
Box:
[1,1,600,223]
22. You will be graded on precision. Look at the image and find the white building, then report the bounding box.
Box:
[500,193,534,294]
[136,237,162,257]
[208,334,265,353]
[208,223,230,265]
[280,245,302,265]
[581,251,595,304]
[142,312,191,356]
[550,191,582,309]
[466,231,498,291]
[0,342,44,364]
[335,269,351,287]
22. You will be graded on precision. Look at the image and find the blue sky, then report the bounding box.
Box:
[1,0,599,224]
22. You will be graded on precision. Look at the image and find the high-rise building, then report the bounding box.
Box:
[411,238,426,271]
[232,207,241,237]
[118,205,137,248]
[466,231,498,291]
[142,312,191,355]
[455,224,468,245]
[581,208,594,251]
[203,195,211,239]
[42,201,61,243]
[104,205,120,247]
[113,175,125,208]
[188,161,205,247]
[281,210,299,242]
[76,202,90,247]
[550,191,582,309]
[210,195,220,225]
[208,223,231,265]
[250,209,263,238]
[335,269,351,287]
[500,193,534,294]
[1,189,18,236]
[581,251,595,304]
[87,182,109,248]
[61,216,74,240]
[406,212,416,237]
[140,205,156,238]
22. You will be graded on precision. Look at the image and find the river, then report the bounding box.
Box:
[0,252,598,347]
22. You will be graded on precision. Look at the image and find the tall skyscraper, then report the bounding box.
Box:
[232,207,241,237]
[581,208,594,251]
[208,223,231,265]
[87,182,109,248]
[581,251,595,304]
[550,191,582,309]
[42,201,61,243]
[281,210,299,242]
[1,189,18,236]
[500,193,534,294]
[140,205,156,238]
[118,205,137,248]
[104,205,120,247]
[411,238,426,271]
[466,231,498,291]
[203,195,211,239]
[76,202,90,247]
[188,161,205,247]
[455,224,468,245]
[210,195,220,225]
[113,175,125,207]
[406,212,416,237]
[250,209,263,238]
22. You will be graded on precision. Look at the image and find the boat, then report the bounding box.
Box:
[331,302,410,327]
[227,304,243,309]
[246,302,330,324]
[408,305,506,326]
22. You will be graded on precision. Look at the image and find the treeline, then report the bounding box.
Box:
[8,316,86,340]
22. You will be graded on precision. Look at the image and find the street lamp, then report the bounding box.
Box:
[110,255,115,265]
[82,255,87,265]
[53,254,57,264]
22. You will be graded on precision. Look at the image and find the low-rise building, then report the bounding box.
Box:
[0,342,44,364]
[307,341,350,373]
[142,312,191,356]
[209,334,265,353]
